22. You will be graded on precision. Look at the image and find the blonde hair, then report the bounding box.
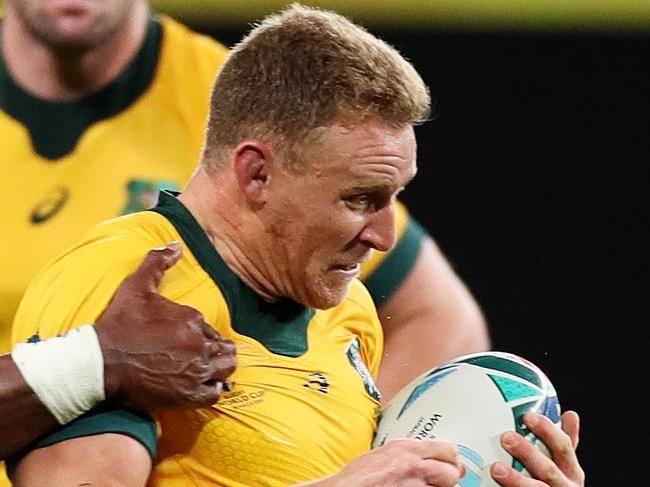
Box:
[202,3,430,168]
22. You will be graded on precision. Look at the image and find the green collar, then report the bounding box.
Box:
[151,191,314,357]
[0,17,162,160]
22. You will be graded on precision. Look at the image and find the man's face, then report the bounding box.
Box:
[263,118,417,309]
[9,0,137,50]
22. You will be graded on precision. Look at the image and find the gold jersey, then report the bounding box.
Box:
[11,192,383,486]
[0,16,229,351]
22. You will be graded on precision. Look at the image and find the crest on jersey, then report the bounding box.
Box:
[346,337,381,401]
[122,179,179,214]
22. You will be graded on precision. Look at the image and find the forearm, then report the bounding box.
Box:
[11,433,152,487]
[0,354,58,459]
[380,278,489,365]
[377,311,488,403]
[376,237,490,402]
[0,325,106,459]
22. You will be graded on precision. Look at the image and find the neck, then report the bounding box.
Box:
[1,2,149,101]
[178,167,282,302]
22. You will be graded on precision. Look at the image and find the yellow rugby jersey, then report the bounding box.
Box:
[0,16,229,351]
[11,192,383,486]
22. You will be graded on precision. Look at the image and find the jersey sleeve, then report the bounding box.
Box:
[359,200,427,307]
[5,405,158,478]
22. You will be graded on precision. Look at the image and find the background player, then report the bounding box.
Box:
[9,5,583,486]
[0,3,226,480]
[0,0,489,404]
[0,0,229,351]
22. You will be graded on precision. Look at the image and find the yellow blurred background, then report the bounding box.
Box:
[0,0,649,32]
[149,0,650,32]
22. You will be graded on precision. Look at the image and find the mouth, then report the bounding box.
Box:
[54,0,91,12]
[329,251,370,279]
[331,263,362,278]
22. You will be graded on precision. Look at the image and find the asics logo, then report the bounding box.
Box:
[30,187,69,224]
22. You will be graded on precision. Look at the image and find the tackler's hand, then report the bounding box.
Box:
[95,242,236,410]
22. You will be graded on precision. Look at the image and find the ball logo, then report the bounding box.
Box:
[397,368,456,420]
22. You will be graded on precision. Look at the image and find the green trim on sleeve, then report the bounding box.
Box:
[363,216,426,307]
[6,405,157,476]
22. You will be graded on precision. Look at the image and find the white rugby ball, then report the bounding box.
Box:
[373,351,561,487]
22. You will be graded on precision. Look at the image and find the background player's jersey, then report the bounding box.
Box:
[360,200,427,307]
[11,192,383,486]
[0,16,229,351]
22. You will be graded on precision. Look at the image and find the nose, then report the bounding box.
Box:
[359,204,396,252]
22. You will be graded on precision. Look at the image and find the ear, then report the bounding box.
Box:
[232,141,273,205]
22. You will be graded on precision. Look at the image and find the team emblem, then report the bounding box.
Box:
[346,337,381,401]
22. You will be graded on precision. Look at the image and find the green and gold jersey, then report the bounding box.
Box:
[11,192,383,486]
[0,16,229,351]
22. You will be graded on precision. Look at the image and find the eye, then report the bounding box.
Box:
[346,194,373,210]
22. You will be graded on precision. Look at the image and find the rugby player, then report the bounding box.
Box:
[9,6,584,487]
[1,0,488,407]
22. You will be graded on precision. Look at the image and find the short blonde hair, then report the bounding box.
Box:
[202,3,430,167]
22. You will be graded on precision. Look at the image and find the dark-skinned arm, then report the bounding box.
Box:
[0,243,236,459]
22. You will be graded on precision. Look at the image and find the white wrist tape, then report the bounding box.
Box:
[11,325,106,425]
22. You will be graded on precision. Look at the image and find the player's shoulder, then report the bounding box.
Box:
[344,279,376,311]
[88,209,176,243]
[158,15,229,70]
[34,210,177,280]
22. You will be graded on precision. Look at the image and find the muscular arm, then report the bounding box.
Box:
[12,435,463,487]
[0,356,58,459]
[11,434,152,487]
[12,413,585,487]
[376,236,490,402]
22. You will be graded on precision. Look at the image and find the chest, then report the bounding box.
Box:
[154,306,380,485]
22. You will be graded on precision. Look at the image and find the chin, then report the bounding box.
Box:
[37,11,113,50]
[302,283,351,310]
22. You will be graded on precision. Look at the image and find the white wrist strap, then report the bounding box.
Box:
[11,325,106,425]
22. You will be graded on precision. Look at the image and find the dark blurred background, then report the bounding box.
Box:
[149,1,647,484]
